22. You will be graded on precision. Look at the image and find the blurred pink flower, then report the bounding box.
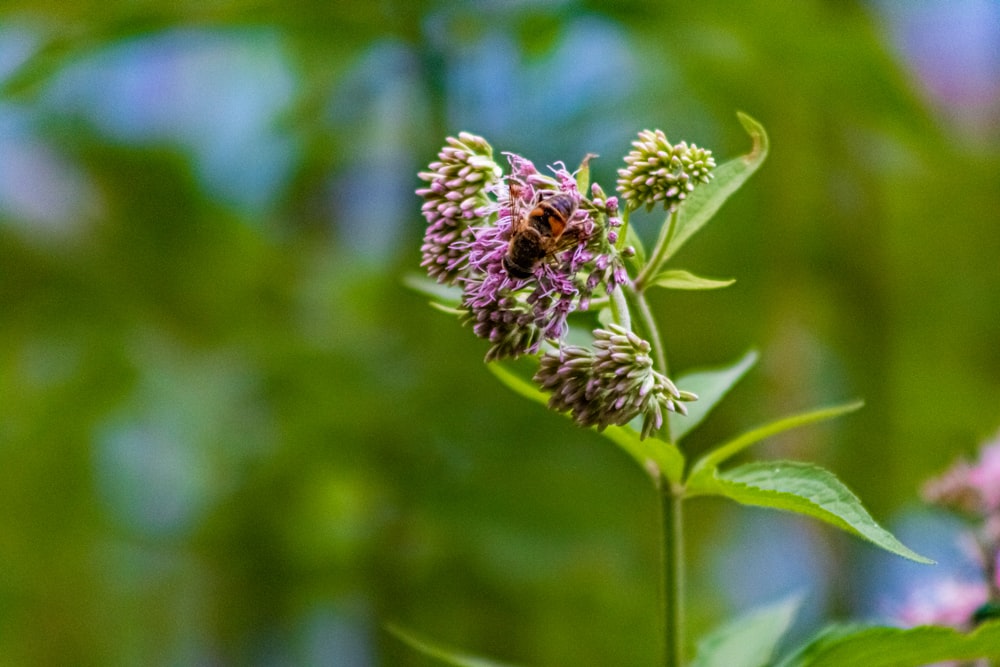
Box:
[967,439,1000,512]
[924,435,1000,516]
[896,578,989,629]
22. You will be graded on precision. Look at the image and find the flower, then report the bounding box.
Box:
[968,439,1000,512]
[464,294,542,363]
[534,324,697,439]
[458,154,625,360]
[617,129,716,212]
[924,435,1000,516]
[416,132,502,285]
[895,578,990,629]
[911,433,1000,634]
[418,134,635,361]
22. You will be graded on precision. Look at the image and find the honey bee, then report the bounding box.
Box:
[502,188,580,280]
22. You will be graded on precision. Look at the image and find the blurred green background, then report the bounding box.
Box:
[1,1,999,664]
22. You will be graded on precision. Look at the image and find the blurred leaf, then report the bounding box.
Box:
[663,112,769,261]
[649,269,734,291]
[603,427,685,485]
[699,461,932,563]
[776,620,1000,667]
[387,625,522,667]
[487,361,546,406]
[403,273,463,308]
[687,401,862,483]
[429,302,465,316]
[692,594,803,667]
[669,350,758,443]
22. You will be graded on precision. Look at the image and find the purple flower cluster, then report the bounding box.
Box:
[924,437,1000,516]
[419,135,628,361]
[534,324,697,440]
[897,434,1000,629]
[416,133,699,439]
[896,579,991,629]
[417,133,502,285]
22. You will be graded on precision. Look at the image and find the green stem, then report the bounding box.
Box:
[636,209,679,291]
[609,284,631,330]
[630,288,683,665]
[629,288,671,443]
[633,291,668,376]
[624,206,685,665]
[660,478,685,667]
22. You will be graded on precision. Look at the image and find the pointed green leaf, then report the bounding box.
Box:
[688,401,863,484]
[649,269,735,291]
[777,621,1000,667]
[669,350,758,442]
[387,624,522,667]
[575,152,598,193]
[702,461,932,563]
[663,112,769,261]
[487,362,685,483]
[692,594,804,667]
[430,302,466,316]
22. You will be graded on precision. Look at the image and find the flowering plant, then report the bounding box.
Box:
[400,115,1000,666]
[894,436,1000,633]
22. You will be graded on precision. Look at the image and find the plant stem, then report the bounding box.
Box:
[630,287,684,665]
[625,214,686,665]
[635,208,679,291]
[610,285,632,330]
[633,291,668,374]
[629,288,671,442]
[660,478,685,667]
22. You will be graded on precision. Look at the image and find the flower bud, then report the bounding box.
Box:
[616,129,716,212]
[417,133,502,284]
[533,324,697,439]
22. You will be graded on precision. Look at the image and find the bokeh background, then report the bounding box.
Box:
[1,1,999,664]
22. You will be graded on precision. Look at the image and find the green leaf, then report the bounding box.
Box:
[776,621,1000,667]
[649,269,735,290]
[669,350,758,443]
[403,273,464,308]
[575,152,598,193]
[487,362,685,483]
[429,302,466,316]
[702,461,932,563]
[687,401,863,484]
[486,361,548,407]
[603,427,686,485]
[387,624,522,667]
[663,112,769,261]
[692,594,803,667]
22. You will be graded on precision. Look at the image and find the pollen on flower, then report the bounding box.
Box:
[616,129,716,213]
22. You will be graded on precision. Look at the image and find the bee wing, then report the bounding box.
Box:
[506,177,531,233]
[550,223,584,254]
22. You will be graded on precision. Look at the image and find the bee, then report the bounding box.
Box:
[502,187,580,280]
